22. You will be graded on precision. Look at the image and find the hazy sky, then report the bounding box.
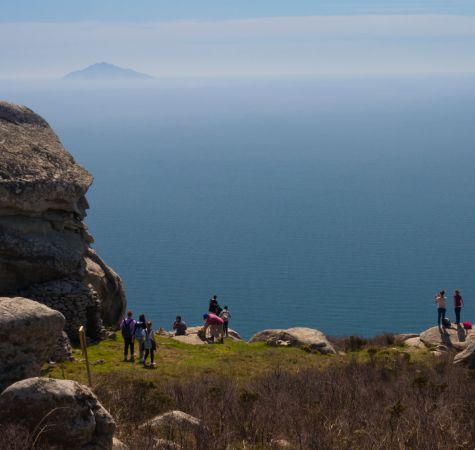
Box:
[2,1,475,78]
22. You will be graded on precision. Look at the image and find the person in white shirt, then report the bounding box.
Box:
[435,289,447,326]
[219,306,231,337]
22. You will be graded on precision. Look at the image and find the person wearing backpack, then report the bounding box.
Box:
[435,290,447,327]
[454,289,464,325]
[134,314,147,361]
[120,310,136,362]
[142,321,157,367]
[219,306,231,337]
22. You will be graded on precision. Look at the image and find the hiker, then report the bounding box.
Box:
[454,289,464,325]
[120,310,136,361]
[142,321,156,367]
[173,315,187,336]
[219,306,231,337]
[202,312,225,343]
[435,290,447,327]
[134,314,147,361]
[208,295,219,314]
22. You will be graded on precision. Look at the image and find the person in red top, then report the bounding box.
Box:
[454,289,464,325]
[202,313,224,343]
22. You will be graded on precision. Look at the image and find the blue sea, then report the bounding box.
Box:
[2,75,475,338]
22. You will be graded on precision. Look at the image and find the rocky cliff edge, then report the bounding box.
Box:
[0,100,126,340]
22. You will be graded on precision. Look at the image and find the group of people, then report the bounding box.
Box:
[120,312,157,367]
[435,289,465,327]
[120,295,233,365]
[201,295,232,343]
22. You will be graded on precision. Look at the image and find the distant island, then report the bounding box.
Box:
[63,62,154,80]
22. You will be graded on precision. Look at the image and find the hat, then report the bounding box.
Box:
[203,313,209,319]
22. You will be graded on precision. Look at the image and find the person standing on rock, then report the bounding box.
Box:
[120,310,136,362]
[202,313,225,343]
[219,306,231,337]
[173,315,188,336]
[134,314,147,362]
[435,290,447,327]
[208,295,220,314]
[142,321,156,367]
[454,289,464,325]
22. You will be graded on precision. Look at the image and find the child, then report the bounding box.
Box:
[219,306,232,337]
[142,321,156,367]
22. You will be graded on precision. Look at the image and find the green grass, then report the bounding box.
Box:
[44,334,430,386]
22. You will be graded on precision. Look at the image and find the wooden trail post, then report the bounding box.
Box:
[78,326,92,387]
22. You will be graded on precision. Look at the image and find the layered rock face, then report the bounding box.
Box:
[0,100,126,340]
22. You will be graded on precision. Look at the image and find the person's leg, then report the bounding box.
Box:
[138,338,144,361]
[455,307,461,324]
[224,321,229,336]
[150,349,155,365]
[219,324,224,343]
[124,338,130,360]
[143,348,149,366]
[130,338,135,361]
[437,308,443,326]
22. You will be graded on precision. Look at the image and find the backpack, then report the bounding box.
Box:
[442,317,451,328]
[121,319,133,339]
[463,321,472,330]
[220,310,230,321]
[134,322,144,339]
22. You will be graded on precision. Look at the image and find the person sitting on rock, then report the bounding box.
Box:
[142,321,156,367]
[120,310,136,362]
[219,306,231,337]
[202,313,224,344]
[173,315,187,336]
[134,314,147,361]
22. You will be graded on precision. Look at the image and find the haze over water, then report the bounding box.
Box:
[2,75,475,338]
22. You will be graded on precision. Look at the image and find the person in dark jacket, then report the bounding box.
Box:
[173,316,188,336]
[120,310,136,361]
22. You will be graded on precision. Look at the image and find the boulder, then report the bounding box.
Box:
[141,411,202,433]
[0,297,64,390]
[419,325,475,352]
[171,326,241,345]
[394,333,419,345]
[249,327,336,355]
[453,340,475,368]
[403,336,426,349]
[0,100,126,340]
[0,377,115,449]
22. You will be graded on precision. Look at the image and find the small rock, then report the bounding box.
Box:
[141,410,202,433]
[112,437,129,450]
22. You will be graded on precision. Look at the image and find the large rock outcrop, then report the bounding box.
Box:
[0,100,126,340]
[249,327,336,355]
[0,297,64,390]
[0,377,115,449]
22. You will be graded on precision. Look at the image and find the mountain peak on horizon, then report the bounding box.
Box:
[63,62,154,80]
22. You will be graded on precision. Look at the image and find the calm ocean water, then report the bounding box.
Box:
[2,75,475,338]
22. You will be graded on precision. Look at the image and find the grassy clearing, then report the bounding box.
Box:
[44,332,430,386]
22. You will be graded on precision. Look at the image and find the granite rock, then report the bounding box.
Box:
[249,327,336,355]
[0,377,115,449]
[0,297,64,389]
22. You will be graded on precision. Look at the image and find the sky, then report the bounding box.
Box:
[1,1,475,78]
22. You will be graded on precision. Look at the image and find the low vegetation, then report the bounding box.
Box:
[40,334,475,449]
